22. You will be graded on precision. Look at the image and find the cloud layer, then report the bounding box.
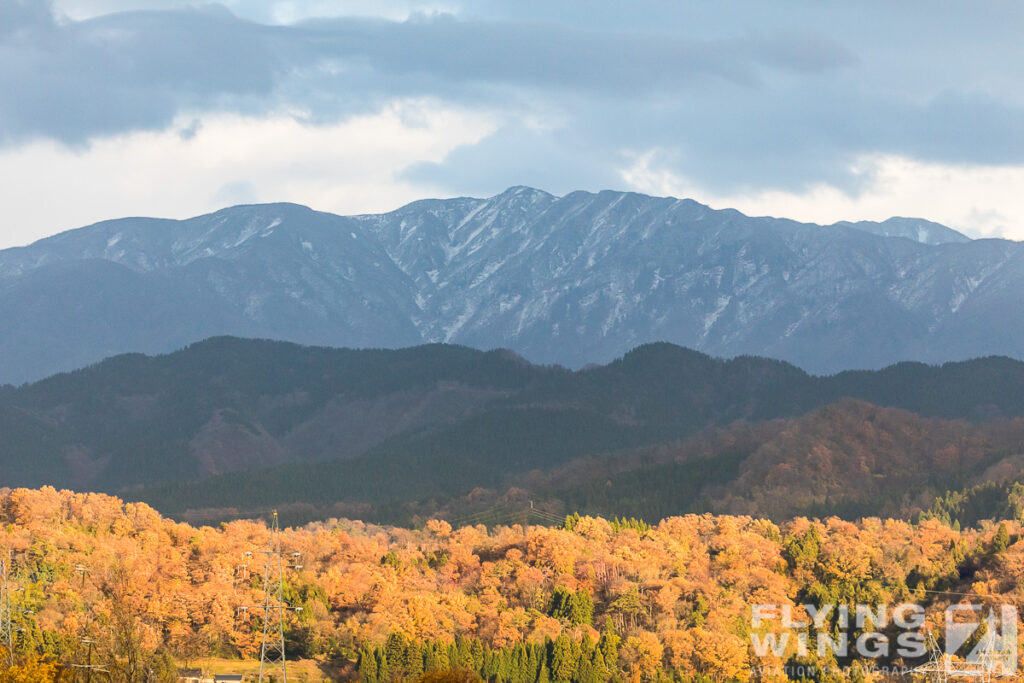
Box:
[2,0,1024,245]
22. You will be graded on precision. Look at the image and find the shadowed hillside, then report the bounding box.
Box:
[5,337,1024,497]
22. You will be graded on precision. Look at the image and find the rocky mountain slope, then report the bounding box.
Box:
[3,187,1020,384]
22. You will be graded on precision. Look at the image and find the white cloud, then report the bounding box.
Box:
[0,99,497,249]
[52,0,459,23]
[621,151,1024,241]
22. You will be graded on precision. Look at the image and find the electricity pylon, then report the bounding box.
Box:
[914,623,1016,683]
[0,549,12,667]
[256,511,302,683]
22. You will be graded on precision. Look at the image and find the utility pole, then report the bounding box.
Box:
[69,637,110,683]
[68,564,108,682]
[256,511,302,683]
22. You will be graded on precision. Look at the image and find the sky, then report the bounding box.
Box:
[2,0,1024,249]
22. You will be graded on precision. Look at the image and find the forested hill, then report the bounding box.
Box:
[4,336,1024,521]
[4,486,1022,681]
[0,338,557,490]
[139,397,1024,526]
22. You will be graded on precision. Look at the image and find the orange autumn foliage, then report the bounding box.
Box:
[1,486,1023,680]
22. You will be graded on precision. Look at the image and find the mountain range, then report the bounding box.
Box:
[3,186,1021,384]
[5,336,1024,525]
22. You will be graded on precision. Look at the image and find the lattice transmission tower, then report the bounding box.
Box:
[255,511,302,683]
[0,549,13,667]
[914,622,1017,683]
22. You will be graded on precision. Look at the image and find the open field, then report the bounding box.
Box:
[195,656,350,681]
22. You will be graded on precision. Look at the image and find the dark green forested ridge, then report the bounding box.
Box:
[138,397,1024,526]
[5,336,1024,525]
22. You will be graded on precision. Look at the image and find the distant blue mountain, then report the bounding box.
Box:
[1,186,1018,384]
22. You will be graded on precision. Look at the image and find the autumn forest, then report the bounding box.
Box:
[1,486,1023,682]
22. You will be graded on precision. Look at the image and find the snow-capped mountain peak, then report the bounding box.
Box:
[1,186,1020,385]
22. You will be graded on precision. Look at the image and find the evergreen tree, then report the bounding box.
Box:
[403,638,425,679]
[576,655,602,683]
[551,634,577,682]
[357,644,379,683]
[470,638,486,672]
[598,618,621,671]
[994,522,1011,553]
[377,646,391,683]
[589,648,609,682]
[549,586,573,621]
[687,592,710,627]
[482,650,500,681]
[570,589,594,626]
[569,638,582,680]
[526,643,542,683]
[784,526,821,570]
[455,636,472,669]
[449,643,461,671]
[508,644,528,683]
[610,585,644,630]
[384,633,406,679]
[549,587,596,627]
[425,642,444,673]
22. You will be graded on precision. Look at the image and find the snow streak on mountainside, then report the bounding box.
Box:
[0,186,1018,384]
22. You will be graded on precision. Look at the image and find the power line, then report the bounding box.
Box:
[915,588,1017,599]
[438,501,569,530]
[528,508,567,524]
[443,503,522,525]
[179,508,277,523]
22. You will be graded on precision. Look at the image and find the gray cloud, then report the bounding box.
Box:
[1,0,54,34]
[0,5,281,145]
[2,0,1024,196]
[288,17,856,93]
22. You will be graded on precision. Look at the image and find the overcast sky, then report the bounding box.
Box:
[2,0,1024,248]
